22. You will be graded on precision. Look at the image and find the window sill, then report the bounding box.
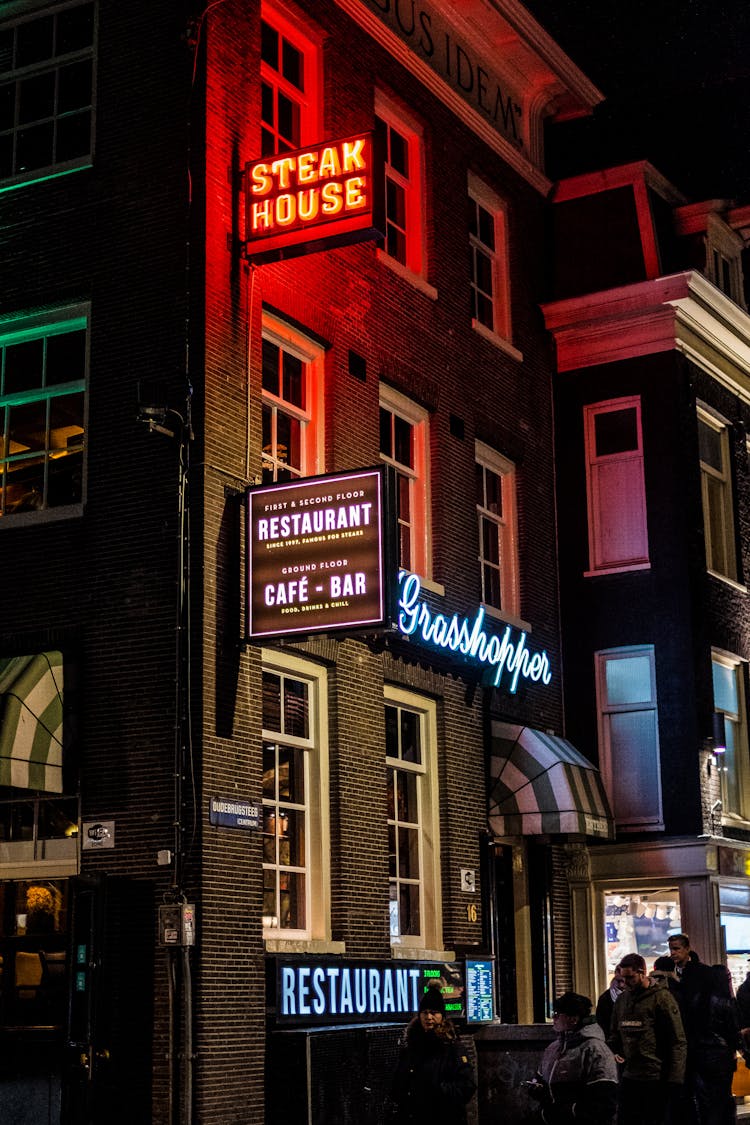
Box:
[416,576,446,597]
[471,319,523,362]
[482,603,531,633]
[0,160,92,195]
[390,946,456,961]
[265,938,346,955]
[376,250,438,301]
[707,569,748,594]
[583,561,651,578]
[0,503,84,529]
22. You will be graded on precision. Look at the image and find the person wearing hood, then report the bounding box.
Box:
[389,983,476,1125]
[529,991,618,1125]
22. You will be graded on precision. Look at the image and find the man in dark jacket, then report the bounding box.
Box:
[668,933,716,1123]
[596,965,624,1034]
[390,984,475,1125]
[530,992,618,1125]
[608,952,687,1125]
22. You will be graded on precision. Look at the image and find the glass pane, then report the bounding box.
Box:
[594,407,639,457]
[16,121,54,172]
[0,82,15,131]
[388,825,396,876]
[37,799,77,840]
[379,408,392,457]
[0,133,11,179]
[283,677,308,738]
[47,446,82,507]
[58,60,91,112]
[46,330,85,385]
[277,92,299,148]
[385,705,398,759]
[399,883,420,937]
[605,654,652,706]
[389,127,408,177]
[262,870,277,922]
[482,516,499,565]
[4,457,45,512]
[399,521,411,570]
[699,418,723,472]
[17,18,54,67]
[396,472,411,524]
[277,745,304,803]
[400,710,420,764]
[705,474,730,574]
[262,742,276,797]
[713,661,738,714]
[260,21,278,68]
[262,339,279,395]
[281,352,304,408]
[0,30,13,72]
[262,810,276,862]
[485,468,502,515]
[484,563,501,609]
[281,39,303,89]
[278,808,304,866]
[398,826,419,878]
[609,711,660,822]
[56,5,95,54]
[262,671,281,731]
[386,178,406,231]
[57,108,90,162]
[386,223,406,264]
[395,769,418,823]
[275,411,301,471]
[478,204,495,250]
[393,415,413,468]
[261,83,274,131]
[19,881,65,935]
[4,338,44,395]
[475,249,493,295]
[18,72,55,125]
[279,871,305,928]
[9,399,46,453]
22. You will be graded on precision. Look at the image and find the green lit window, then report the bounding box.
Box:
[0,310,87,521]
[0,1,95,188]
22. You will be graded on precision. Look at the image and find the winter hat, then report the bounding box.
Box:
[419,984,446,1015]
[552,992,591,1019]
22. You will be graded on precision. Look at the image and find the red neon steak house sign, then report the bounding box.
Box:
[243,132,384,262]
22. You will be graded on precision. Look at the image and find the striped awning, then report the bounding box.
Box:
[489,721,614,840]
[0,652,64,793]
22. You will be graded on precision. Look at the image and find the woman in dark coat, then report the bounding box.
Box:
[692,964,741,1125]
[390,985,476,1125]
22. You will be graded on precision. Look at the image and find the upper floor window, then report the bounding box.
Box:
[712,652,749,822]
[698,408,737,582]
[0,1,95,188]
[705,214,746,309]
[475,441,519,617]
[379,384,430,577]
[260,7,319,156]
[262,652,330,941]
[468,173,510,341]
[375,91,425,278]
[0,307,87,523]
[261,313,324,484]
[595,646,663,832]
[385,686,441,951]
[584,397,649,574]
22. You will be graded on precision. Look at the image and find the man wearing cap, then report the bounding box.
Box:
[390,983,476,1125]
[608,952,687,1125]
[528,992,618,1125]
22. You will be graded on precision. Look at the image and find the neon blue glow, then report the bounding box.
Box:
[397,570,552,693]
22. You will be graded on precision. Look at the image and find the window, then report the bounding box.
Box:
[0,1,95,188]
[595,646,663,831]
[706,214,746,309]
[0,307,87,522]
[468,173,510,340]
[379,384,430,577]
[584,397,649,574]
[698,408,737,581]
[0,879,69,1029]
[712,652,749,820]
[261,313,323,484]
[260,6,319,155]
[261,653,329,940]
[475,440,519,617]
[385,687,441,951]
[375,92,425,277]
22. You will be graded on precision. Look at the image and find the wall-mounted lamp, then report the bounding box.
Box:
[712,712,727,754]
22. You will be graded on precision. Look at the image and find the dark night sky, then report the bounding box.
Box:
[521,0,750,203]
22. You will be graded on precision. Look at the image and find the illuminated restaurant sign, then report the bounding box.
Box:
[246,467,395,639]
[272,957,464,1026]
[243,132,384,262]
[397,571,553,693]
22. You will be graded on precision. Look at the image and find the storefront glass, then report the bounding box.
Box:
[603,888,681,975]
[719,885,750,992]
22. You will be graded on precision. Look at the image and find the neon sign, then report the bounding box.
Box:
[397,571,552,693]
[243,132,384,262]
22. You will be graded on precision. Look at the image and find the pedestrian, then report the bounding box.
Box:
[527,991,618,1124]
[596,964,624,1034]
[389,983,476,1125]
[736,961,750,1047]
[691,964,740,1125]
[608,952,687,1125]
[668,933,714,1123]
[649,955,681,1001]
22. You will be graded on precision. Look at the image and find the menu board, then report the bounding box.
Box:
[465,958,494,1023]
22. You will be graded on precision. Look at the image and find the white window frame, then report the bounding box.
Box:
[0,304,88,527]
[379,383,431,579]
[261,649,331,946]
[712,650,750,824]
[584,396,649,575]
[374,89,428,286]
[259,2,321,155]
[475,440,519,620]
[698,406,737,583]
[468,172,512,345]
[0,0,97,191]
[385,684,441,953]
[260,312,324,482]
[595,645,664,832]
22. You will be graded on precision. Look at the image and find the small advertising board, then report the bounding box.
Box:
[246,466,396,641]
[464,957,495,1023]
